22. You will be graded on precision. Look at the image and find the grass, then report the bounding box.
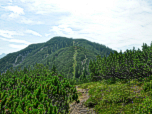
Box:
[72,76,152,114]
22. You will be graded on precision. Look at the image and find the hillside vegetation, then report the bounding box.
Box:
[1,37,152,113]
[0,36,116,80]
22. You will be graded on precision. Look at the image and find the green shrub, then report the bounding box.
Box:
[136,97,152,114]
[142,81,152,92]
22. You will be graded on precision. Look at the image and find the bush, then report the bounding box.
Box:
[142,80,152,92]
[136,97,152,114]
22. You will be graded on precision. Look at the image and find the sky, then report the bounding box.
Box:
[1,0,152,56]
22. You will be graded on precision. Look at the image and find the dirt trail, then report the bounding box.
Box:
[69,86,97,114]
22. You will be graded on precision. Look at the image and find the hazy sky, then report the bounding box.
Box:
[0,0,152,55]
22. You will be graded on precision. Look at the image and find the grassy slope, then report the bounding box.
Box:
[72,76,152,114]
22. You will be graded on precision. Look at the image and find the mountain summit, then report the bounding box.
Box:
[0,36,116,78]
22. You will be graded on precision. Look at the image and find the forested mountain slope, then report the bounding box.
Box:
[0,36,116,79]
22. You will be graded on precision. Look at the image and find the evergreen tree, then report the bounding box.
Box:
[88,58,100,81]
[79,62,82,77]
[79,63,87,82]
[23,66,28,74]
[51,64,57,75]
[75,65,79,79]
[80,69,86,81]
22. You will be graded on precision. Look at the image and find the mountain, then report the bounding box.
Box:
[0,53,7,59]
[0,36,117,79]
